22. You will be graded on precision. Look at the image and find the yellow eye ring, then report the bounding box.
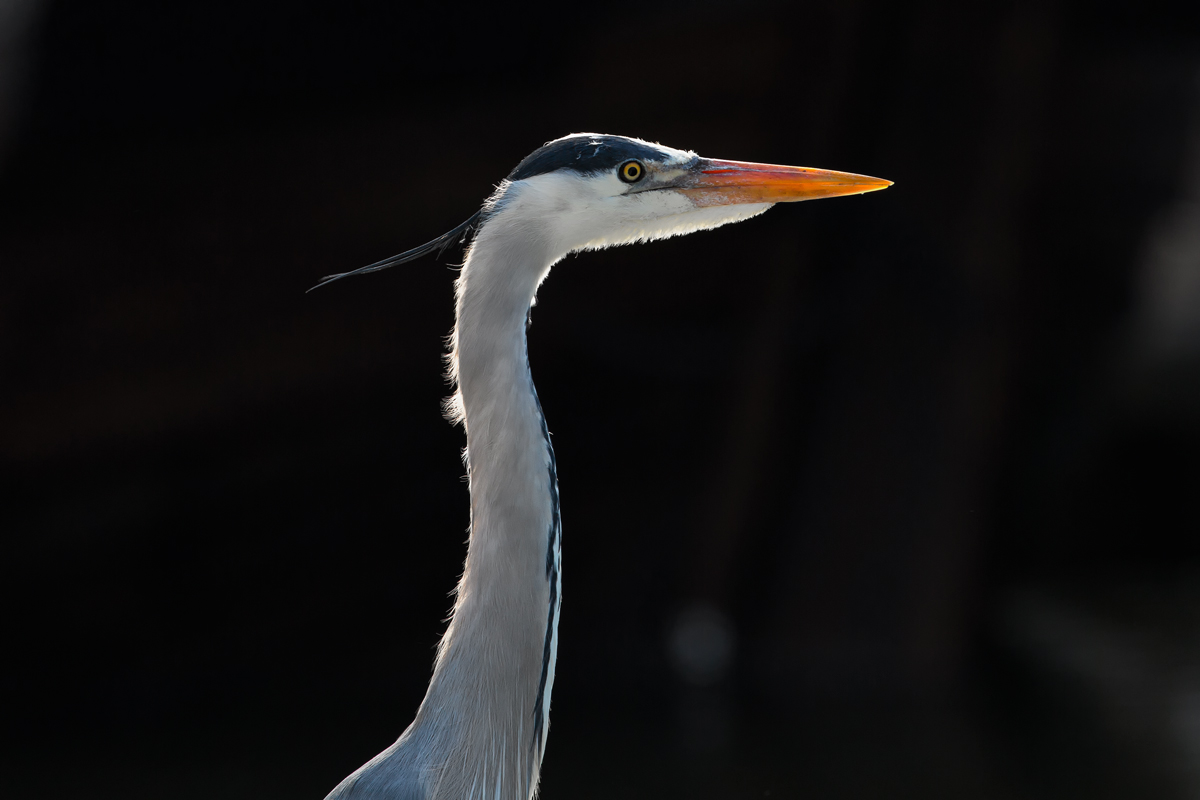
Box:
[619,160,644,183]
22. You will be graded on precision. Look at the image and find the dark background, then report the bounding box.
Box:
[3,1,1200,797]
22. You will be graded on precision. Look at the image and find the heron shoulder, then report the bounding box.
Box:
[323,737,430,800]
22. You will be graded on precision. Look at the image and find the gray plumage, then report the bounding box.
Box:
[319,134,890,800]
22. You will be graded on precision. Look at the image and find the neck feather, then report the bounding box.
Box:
[413,217,563,800]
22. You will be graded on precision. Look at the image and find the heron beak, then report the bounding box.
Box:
[678,158,892,206]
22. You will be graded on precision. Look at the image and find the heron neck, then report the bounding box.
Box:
[410,226,561,800]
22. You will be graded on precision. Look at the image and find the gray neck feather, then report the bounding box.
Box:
[325,206,561,800]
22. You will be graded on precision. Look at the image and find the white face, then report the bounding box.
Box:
[489,141,774,261]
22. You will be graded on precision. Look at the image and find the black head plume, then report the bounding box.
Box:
[307,210,483,292]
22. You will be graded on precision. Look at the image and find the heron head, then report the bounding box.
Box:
[489,133,892,256]
[309,133,890,291]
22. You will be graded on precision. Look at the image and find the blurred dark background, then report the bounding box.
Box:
[3,0,1200,797]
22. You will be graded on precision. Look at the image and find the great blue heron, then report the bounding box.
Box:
[314,134,891,800]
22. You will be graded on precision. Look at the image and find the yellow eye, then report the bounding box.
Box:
[619,160,644,183]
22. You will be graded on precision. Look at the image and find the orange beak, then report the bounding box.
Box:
[677,158,892,206]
